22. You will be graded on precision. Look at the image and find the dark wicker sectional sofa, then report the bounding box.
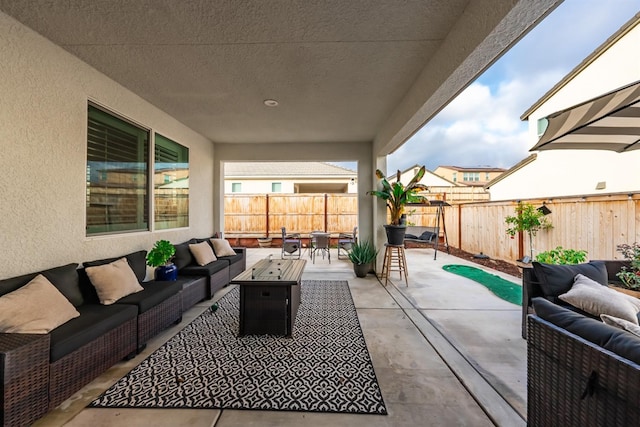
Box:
[525,260,640,426]
[0,240,246,427]
[528,299,640,427]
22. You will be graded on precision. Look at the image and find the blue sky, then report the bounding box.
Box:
[384,0,640,173]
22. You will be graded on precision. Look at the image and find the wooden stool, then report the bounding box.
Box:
[380,244,408,286]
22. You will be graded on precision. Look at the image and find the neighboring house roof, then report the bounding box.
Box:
[484,154,537,189]
[225,162,356,178]
[521,12,640,120]
[435,165,507,173]
[387,164,459,186]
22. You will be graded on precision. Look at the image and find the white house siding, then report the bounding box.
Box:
[0,12,215,278]
[490,18,640,201]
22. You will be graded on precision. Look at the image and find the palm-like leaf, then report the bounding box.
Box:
[368,166,429,225]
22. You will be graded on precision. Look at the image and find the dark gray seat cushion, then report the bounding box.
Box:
[216,252,243,266]
[533,297,640,365]
[179,260,228,276]
[116,280,184,313]
[49,303,138,362]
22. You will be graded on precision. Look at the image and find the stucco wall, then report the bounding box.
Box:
[0,12,214,278]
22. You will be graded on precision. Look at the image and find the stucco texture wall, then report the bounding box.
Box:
[0,12,214,278]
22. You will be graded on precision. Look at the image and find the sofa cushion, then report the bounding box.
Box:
[179,260,228,277]
[83,250,147,283]
[533,297,640,365]
[559,274,640,324]
[216,250,243,267]
[0,263,83,306]
[116,280,183,314]
[49,303,138,362]
[189,241,217,266]
[210,238,236,257]
[0,274,80,334]
[174,239,196,270]
[532,261,608,300]
[85,257,144,305]
[601,314,640,338]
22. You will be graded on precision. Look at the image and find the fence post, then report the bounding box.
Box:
[265,194,270,237]
[323,194,327,232]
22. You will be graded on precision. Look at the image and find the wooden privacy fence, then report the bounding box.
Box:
[443,193,640,263]
[224,192,640,263]
[224,194,358,237]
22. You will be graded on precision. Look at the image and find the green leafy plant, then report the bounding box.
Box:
[616,242,640,290]
[535,246,587,264]
[347,239,378,265]
[368,167,429,225]
[505,202,553,259]
[146,240,176,267]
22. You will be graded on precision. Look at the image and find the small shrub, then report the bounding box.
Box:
[535,246,587,265]
[616,242,640,290]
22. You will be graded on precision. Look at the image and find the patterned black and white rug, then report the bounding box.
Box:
[91,280,387,415]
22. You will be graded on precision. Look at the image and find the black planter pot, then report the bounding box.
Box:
[384,224,406,246]
[353,262,372,278]
[155,263,178,281]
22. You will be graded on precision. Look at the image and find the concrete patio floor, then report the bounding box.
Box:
[35,246,526,427]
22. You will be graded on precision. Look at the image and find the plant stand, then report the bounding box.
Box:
[379,244,408,286]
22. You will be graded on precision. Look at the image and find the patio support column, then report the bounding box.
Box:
[212,159,225,236]
[372,155,387,272]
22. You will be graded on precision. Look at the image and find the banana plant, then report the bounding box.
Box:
[368,166,429,225]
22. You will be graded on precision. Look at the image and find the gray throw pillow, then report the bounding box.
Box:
[559,274,640,324]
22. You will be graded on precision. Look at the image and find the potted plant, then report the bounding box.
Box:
[368,166,428,245]
[348,239,378,278]
[146,239,177,281]
[257,237,273,248]
[505,202,553,261]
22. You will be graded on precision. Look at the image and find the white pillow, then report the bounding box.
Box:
[189,241,217,266]
[85,257,144,305]
[0,274,80,333]
[210,238,236,257]
[559,274,640,324]
[601,314,640,338]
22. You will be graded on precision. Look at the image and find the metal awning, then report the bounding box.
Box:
[530,80,640,152]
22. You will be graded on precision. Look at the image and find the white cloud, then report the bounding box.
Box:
[388,0,639,174]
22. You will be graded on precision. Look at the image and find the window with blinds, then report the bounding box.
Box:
[86,104,149,235]
[154,134,189,229]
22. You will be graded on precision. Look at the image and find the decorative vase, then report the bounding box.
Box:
[257,237,273,248]
[155,263,178,281]
[384,224,406,246]
[353,263,372,278]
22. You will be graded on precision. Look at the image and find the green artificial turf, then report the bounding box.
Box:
[442,264,522,306]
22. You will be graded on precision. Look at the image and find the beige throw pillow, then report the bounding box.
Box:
[601,314,640,338]
[85,257,144,305]
[0,274,80,333]
[559,274,640,324]
[210,238,236,257]
[189,241,217,266]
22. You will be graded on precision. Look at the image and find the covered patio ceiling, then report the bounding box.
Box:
[0,0,560,158]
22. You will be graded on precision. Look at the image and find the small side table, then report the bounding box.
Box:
[1,333,50,427]
[380,244,408,286]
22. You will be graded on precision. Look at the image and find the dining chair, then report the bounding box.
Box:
[311,232,331,264]
[281,227,302,259]
[338,226,357,259]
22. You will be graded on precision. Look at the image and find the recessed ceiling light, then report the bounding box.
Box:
[263,99,279,107]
